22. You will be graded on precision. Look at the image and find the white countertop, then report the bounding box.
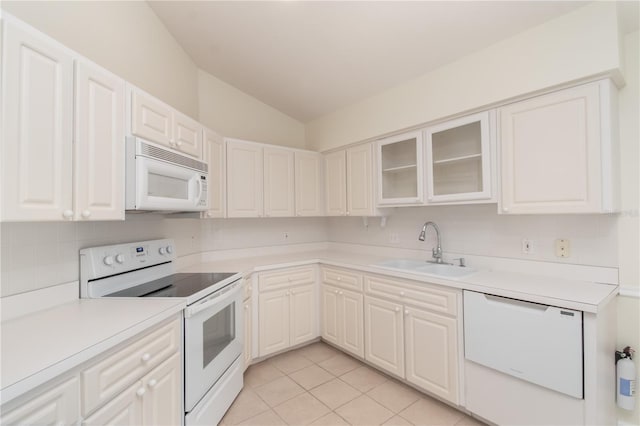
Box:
[182,249,618,313]
[1,297,185,404]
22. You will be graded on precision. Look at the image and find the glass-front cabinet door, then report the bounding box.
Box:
[424,111,495,204]
[376,130,424,206]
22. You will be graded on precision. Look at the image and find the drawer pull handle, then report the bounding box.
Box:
[141,353,151,363]
[148,379,158,388]
[136,387,146,397]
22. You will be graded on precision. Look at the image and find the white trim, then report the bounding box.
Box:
[618,286,640,299]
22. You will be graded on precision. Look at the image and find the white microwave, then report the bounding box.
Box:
[125,137,208,212]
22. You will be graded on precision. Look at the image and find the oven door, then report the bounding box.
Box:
[184,280,243,412]
[135,156,207,211]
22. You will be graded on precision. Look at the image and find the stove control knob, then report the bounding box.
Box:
[159,247,166,255]
[103,256,114,266]
[166,245,173,254]
[115,254,125,264]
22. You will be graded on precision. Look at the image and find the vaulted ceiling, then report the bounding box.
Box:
[149,1,590,122]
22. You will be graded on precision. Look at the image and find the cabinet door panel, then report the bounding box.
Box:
[131,90,173,146]
[264,147,295,217]
[259,289,290,356]
[321,286,340,345]
[82,382,143,426]
[290,284,316,346]
[1,377,79,426]
[75,60,125,221]
[173,111,202,158]
[244,297,253,370]
[142,353,182,426]
[405,308,458,404]
[347,144,374,216]
[2,21,74,221]
[324,151,346,216]
[341,289,364,358]
[227,140,263,217]
[203,128,226,218]
[295,151,324,216]
[364,296,404,377]
[499,83,603,213]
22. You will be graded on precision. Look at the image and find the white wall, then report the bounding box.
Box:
[305,2,622,151]
[0,216,329,297]
[616,29,640,426]
[198,69,306,148]
[1,1,200,118]
[328,205,618,267]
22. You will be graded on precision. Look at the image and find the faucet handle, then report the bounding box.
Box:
[453,257,466,267]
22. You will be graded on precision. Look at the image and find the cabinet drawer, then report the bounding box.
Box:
[81,317,181,416]
[321,266,362,291]
[259,266,315,291]
[364,274,458,316]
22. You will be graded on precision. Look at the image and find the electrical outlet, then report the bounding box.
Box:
[390,233,400,244]
[555,239,570,258]
[522,238,535,254]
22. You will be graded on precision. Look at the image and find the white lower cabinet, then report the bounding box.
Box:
[1,315,182,426]
[363,274,461,405]
[322,285,364,358]
[258,266,318,357]
[0,377,80,425]
[364,295,405,377]
[243,279,253,370]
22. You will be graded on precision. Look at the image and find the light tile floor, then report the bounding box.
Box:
[221,342,486,426]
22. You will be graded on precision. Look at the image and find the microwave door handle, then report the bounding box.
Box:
[184,282,240,318]
[196,178,203,204]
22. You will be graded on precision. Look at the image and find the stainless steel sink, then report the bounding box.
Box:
[374,258,476,279]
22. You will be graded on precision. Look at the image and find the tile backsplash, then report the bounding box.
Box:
[0,205,619,297]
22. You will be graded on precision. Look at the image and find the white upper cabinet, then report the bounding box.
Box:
[226,139,264,218]
[347,143,377,216]
[1,19,74,221]
[294,151,324,217]
[172,111,202,158]
[74,59,125,221]
[499,80,617,214]
[202,128,226,218]
[325,144,377,217]
[129,87,202,159]
[264,147,295,217]
[324,151,347,216]
[377,131,424,206]
[424,111,495,204]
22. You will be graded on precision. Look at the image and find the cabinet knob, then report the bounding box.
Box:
[336,277,341,281]
[177,141,183,147]
[334,290,338,294]
[400,291,405,297]
[395,307,400,312]
[81,210,91,218]
[245,304,249,309]
[346,211,351,216]
[339,291,343,295]
[148,379,157,388]
[141,353,151,363]
[136,387,146,397]
[207,212,213,218]
[404,309,409,315]
[503,207,509,212]
[249,286,253,292]
[286,291,290,296]
[62,210,74,219]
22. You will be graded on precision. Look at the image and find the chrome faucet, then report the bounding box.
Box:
[418,221,444,264]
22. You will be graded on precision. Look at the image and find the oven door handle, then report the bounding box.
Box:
[184,281,240,319]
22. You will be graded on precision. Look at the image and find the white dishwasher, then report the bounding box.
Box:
[463,290,583,398]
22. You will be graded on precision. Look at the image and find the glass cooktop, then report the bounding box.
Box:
[105,272,238,298]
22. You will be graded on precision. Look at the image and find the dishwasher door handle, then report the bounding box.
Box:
[484,294,549,312]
